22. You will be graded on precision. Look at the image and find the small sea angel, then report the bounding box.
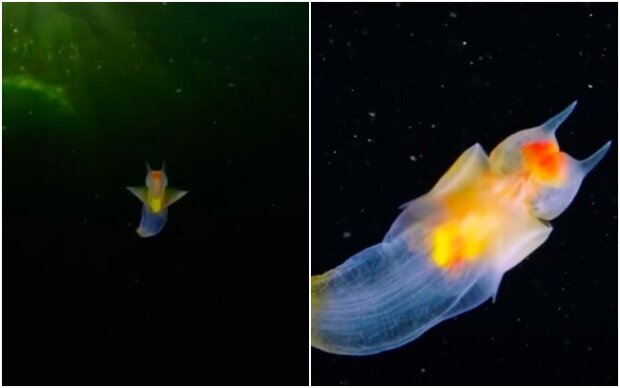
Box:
[127,162,188,238]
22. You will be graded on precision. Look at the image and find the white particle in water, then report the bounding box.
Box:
[409,155,417,162]
[342,231,352,239]
[431,123,436,129]
[588,84,593,89]
[368,111,376,118]
[462,40,467,46]
[176,88,182,93]
[449,11,457,18]
[13,28,18,34]
[367,138,373,143]
[228,83,235,88]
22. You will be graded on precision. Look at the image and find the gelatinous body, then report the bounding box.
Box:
[127,162,188,238]
[311,102,611,356]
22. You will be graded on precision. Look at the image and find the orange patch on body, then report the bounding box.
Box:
[521,140,566,185]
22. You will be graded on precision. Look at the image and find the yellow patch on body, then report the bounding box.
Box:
[149,197,163,213]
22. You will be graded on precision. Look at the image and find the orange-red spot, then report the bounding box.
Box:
[521,140,566,185]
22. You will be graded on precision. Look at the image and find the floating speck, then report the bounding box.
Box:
[409,155,417,162]
[28,110,33,115]
[168,57,174,64]
[420,367,426,374]
[175,88,182,93]
[588,84,593,89]
[228,83,235,88]
[462,40,467,46]
[440,83,445,89]
[430,123,436,129]
[468,60,474,66]
[202,37,207,43]
[395,2,401,7]
[213,120,218,125]
[13,28,18,34]
[342,231,352,239]
[366,138,373,143]
[449,11,457,18]
[368,111,376,119]
[588,12,593,17]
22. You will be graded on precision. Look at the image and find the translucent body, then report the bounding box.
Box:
[127,162,188,238]
[311,102,610,356]
[136,205,168,238]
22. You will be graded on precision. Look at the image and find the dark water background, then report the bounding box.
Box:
[3,3,308,385]
[312,3,617,385]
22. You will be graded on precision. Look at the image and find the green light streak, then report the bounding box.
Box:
[3,75,71,109]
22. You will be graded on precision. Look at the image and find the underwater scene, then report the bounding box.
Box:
[311,2,617,386]
[3,3,308,385]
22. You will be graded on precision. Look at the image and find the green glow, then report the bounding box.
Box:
[3,75,71,109]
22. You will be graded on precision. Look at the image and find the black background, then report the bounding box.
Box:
[312,3,617,385]
[3,3,308,385]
